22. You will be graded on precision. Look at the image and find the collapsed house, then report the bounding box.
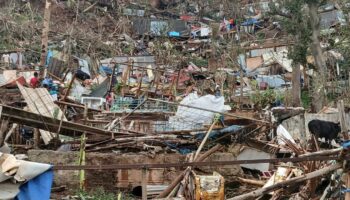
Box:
[0,0,350,199]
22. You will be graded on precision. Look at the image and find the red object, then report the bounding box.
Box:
[30,77,39,88]
[259,82,268,90]
[2,76,26,87]
[180,15,197,21]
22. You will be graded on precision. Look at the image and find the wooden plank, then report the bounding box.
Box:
[18,83,67,144]
[0,104,118,137]
[337,100,348,139]
[337,100,350,200]
[63,74,76,101]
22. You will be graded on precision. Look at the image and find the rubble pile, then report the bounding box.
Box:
[0,0,350,199]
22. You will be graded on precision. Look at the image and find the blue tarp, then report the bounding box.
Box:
[195,125,243,141]
[100,65,113,75]
[241,18,258,26]
[16,167,53,200]
[165,125,243,154]
[45,50,53,67]
[168,31,180,37]
[165,142,193,154]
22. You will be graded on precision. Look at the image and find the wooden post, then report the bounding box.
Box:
[56,105,67,140]
[157,144,223,198]
[154,69,162,96]
[174,69,181,96]
[83,103,88,125]
[136,68,146,98]
[194,118,218,160]
[337,100,350,200]
[40,0,52,76]
[142,168,148,200]
[348,71,350,90]
[18,50,23,69]
[78,103,88,191]
[34,128,40,149]
[63,73,76,101]
[0,119,9,147]
[337,100,348,140]
[121,60,132,96]
[4,123,18,144]
[347,175,350,200]
[109,64,117,93]
[239,68,244,109]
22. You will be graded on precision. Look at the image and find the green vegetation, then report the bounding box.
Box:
[190,58,209,67]
[114,83,123,95]
[301,90,312,108]
[251,89,284,109]
[76,188,135,200]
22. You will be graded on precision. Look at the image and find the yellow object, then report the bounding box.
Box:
[78,133,86,190]
[195,172,224,200]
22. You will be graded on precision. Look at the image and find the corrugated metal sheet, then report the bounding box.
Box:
[100,55,155,73]
[320,9,345,29]
[132,18,189,36]
[250,48,274,57]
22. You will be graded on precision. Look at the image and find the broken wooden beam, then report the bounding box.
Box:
[238,177,265,186]
[299,147,343,158]
[63,74,76,101]
[0,104,125,137]
[52,155,346,171]
[228,163,342,200]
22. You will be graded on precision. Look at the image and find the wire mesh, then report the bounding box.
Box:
[110,97,171,112]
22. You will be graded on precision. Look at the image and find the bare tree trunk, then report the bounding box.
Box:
[39,0,52,75]
[292,64,301,106]
[308,2,327,112]
[303,65,309,90]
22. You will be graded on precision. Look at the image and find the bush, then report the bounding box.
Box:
[251,89,284,109]
[301,90,312,108]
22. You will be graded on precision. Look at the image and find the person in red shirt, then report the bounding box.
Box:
[30,72,39,88]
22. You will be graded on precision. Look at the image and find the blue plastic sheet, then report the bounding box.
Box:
[241,18,258,26]
[168,31,180,37]
[165,142,193,154]
[16,168,53,200]
[45,50,53,67]
[342,140,350,149]
[165,125,243,154]
[195,125,243,141]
